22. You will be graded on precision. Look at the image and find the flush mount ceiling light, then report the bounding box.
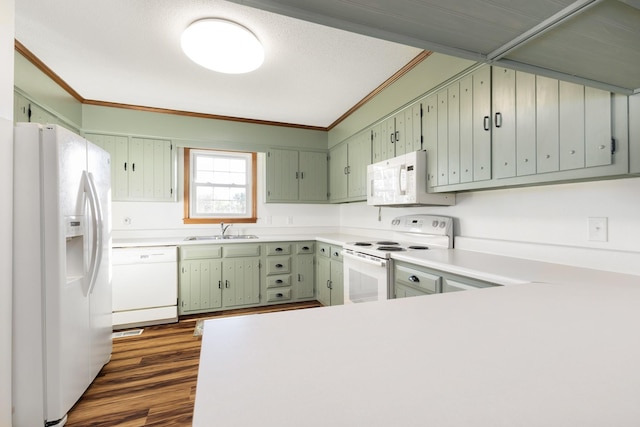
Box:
[181,18,264,74]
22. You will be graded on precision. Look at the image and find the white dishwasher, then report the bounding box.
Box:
[112,246,178,329]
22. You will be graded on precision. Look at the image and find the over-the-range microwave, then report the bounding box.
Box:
[366,151,455,206]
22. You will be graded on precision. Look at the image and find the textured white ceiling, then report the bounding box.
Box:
[15,0,423,128]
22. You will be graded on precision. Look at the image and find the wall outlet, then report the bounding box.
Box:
[287,216,294,225]
[588,217,607,242]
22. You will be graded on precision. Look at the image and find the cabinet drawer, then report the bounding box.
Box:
[330,246,343,262]
[266,275,291,289]
[266,288,292,302]
[266,243,292,255]
[223,244,261,258]
[266,257,291,275]
[296,242,315,254]
[180,245,222,260]
[318,243,331,258]
[394,265,440,293]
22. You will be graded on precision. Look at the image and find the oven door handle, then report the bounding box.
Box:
[342,251,387,267]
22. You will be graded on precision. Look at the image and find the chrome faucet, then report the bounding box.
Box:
[220,222,232,237]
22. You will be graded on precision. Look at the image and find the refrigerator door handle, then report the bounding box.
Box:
[84,171,104,296]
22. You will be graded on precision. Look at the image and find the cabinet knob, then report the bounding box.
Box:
[546,154,551,159]
[599,145,606,150]
[276,279,283,284]
[570,150,576,155]
[302,246,309,251]
[408,275,420,283]
[275,263,284,268]
[276,293,283,298]
[275,247,283,252]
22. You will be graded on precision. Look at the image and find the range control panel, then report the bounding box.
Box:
[390,215,453,237]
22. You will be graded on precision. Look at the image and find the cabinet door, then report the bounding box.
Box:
[179,260,222,314]
[559,81,585,171]
[447,83,460,184]
[127,138,145,199]
[410,103,422,153]
[437,89,449,186]
[459,76,474,183]
[423,94,438,188]
[472,66,492,181]
[371,125,383,163]
[299,151,328,202]
[347,131,371,199]
[585,86,612,168]
[143,138,173,200]
[316,256,331,306]
[329,142,348,201]
[515,72,537,176]
[266,148,299,201]
[536,75,560,173]
[14,92,30,122]
[223,258,260,308]
[86,134,130,200]
[394,111,407,155]
[295,254,315,300]
[384,116,396,159]
[329,260,344,306]
[492,67,516,179]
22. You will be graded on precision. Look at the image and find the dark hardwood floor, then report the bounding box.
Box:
[66,301,321,427]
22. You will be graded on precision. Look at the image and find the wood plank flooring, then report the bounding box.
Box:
[66,301,321,427]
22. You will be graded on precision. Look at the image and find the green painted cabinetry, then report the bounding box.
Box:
[315,243,343,306]
[393,261,497,299]
[262,241,316,305]
[86,133,175,201]
[179,244,260,315]
[265,148,328,203]
[329,131,372,202]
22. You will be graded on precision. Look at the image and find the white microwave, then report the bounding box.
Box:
[366,151,455,206]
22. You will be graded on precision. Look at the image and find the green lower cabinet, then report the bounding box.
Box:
[179,259,223,312]
[179,245,261,315]
[221,258,261,308]
[262,241,316,305]
[393,260,498,299]
[315,244,343,306]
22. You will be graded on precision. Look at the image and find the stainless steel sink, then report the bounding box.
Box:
[184,235,259,241]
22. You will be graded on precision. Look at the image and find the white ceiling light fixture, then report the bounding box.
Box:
[181,18,264,74]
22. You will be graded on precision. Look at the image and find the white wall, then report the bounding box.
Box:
[338,177,640,275]
[0,0,14,425]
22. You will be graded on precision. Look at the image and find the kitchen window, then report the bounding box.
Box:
[183,148,257,224]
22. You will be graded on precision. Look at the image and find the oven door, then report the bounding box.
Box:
[342,250,390,304]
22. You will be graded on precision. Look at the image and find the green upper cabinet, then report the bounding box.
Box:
[492,66,614,179]
[266,148,328,203]
[424,66,491,190]
[329,130,372,203]
[86,133,175,202]
[373,104,422,162]
[425,65,626,193]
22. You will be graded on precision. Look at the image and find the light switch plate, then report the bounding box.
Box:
[588,217,608,242]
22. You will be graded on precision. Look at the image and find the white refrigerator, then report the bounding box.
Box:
[12,123,112,427]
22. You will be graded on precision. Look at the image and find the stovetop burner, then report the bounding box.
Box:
[376,241,399,245]
[353,242,373,246]
[408,245,429,250]
[378,246,405,252]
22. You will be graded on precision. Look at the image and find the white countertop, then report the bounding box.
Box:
[111,233,369,248]
[194,280,640,426]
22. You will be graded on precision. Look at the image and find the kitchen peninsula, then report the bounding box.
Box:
[194,273,640,426]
